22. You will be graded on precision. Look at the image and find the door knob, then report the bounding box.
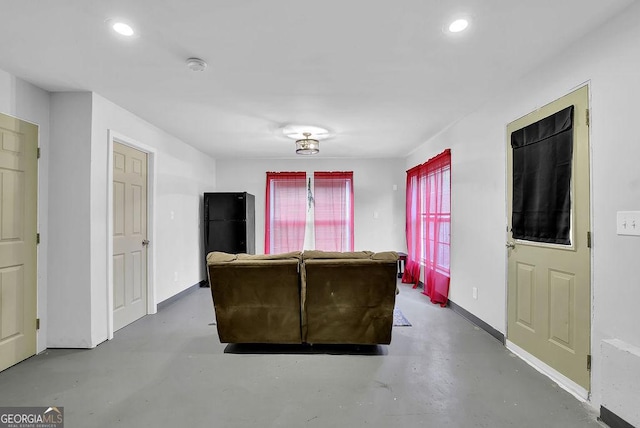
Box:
[506,242,515,249]
[142,239,150,246]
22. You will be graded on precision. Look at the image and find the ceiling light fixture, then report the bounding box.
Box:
[186,57,207,72]
[295,132,320,155]
[448,18,469,33]
[112,22,134,36]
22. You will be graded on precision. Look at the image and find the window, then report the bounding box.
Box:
[420,166,450,272]
[313,172,354,251]
[265,172,306,254]
[265,171,354,253]
[403,149,451,306]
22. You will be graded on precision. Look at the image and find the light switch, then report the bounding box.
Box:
[616,211,640,236]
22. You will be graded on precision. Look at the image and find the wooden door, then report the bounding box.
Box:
[113,142,148,331]
[0,113,37,371]
[506,86,591,389]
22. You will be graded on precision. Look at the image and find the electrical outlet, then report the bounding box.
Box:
[174,271,178,281]
[472,287,478,300]
[617,211,640,236]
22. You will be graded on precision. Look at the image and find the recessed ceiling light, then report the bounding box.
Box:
[112,22,134,36]
[448,18,469,33]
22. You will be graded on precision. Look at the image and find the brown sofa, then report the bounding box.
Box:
[207,250,398,345]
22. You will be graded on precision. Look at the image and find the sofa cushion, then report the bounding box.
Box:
[237,251,302,261]
[302,250,373,260]
[371,251,399,261]
[206,251,237,263]
[207,251,302,264]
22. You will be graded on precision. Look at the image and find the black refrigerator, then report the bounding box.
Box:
[203,192,255,257]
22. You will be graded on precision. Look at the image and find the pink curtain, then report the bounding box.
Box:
[403,149,451,306]
[402,170,421,287]
[265,172,307,254]
[313,171,354,251]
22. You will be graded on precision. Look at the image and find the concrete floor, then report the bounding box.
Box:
[0,282,604,427]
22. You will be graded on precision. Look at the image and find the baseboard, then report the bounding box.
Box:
[157,282,202,311]
[448,300,505,345]
[446,300,593,405]
[506,340,589,402]
[600,406,636,428]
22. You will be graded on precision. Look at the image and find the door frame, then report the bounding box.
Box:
[107,130,157,340]
[503,82,594,401]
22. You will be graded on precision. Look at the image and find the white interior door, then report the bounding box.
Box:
[0,113,37,372]
[113,142,148,331]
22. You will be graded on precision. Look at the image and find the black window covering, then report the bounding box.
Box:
[511,105,574,245]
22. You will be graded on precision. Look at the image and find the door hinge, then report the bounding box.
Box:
[586,109,590,127]
[587,231,592,248]
[37,233,40,244]
[36,318,40,330]
[587,354,592,371]
[37,147,41,159]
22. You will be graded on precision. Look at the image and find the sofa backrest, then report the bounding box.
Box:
[301,251,398,345]
[207,251,303,344]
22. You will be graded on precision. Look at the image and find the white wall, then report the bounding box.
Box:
[89,94,217,345]
[45,92,216,347]
[48,93,94,347]
[215,158,406,254]
[407,3,640,422]
[0,70,51,353]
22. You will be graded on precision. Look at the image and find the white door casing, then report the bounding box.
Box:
[112,141,148,331]
[107,131,156,338]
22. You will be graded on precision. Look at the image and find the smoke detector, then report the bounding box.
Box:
[186,58,207,72]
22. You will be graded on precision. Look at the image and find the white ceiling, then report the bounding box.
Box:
[0,0,634,159]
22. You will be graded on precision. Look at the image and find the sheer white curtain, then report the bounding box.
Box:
[303,177,316,250]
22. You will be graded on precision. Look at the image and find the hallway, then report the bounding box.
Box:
[0,282,603,427]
